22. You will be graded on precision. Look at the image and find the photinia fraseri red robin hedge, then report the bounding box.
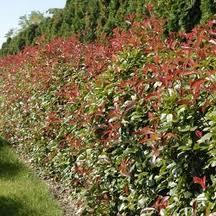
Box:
[0,14,216,215]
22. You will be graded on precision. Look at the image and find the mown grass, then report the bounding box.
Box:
[0,138,63,216]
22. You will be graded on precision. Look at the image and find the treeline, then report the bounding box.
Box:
[0,0,215,56]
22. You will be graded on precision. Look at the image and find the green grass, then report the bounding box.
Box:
[0,139,63,216]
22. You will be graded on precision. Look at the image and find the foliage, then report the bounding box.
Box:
[0,13,216,215]
[18,11,45,31]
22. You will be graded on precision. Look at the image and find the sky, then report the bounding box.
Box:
[0,0,66,46]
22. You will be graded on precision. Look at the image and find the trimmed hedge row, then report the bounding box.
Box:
[0,15,216,214]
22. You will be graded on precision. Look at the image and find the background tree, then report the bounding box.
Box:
[18,11,45,32]
[1,0,216,56]
[4,28,16,39]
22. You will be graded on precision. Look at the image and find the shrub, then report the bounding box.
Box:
[0,15,216,215]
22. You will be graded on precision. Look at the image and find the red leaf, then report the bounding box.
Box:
[146,3,153,12]
[190,79,206,98]
[177,99,194,106]
[119,158,131,177]
[193,176,207,190]
[152,196,169,212]
[195,130,203,138]
[134,127,159,144]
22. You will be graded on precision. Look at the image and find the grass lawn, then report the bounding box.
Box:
[0,139,63,216]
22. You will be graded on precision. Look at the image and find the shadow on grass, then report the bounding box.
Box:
[0,137,9,148]
[0,196,36,216]
[0,138,23,179]
[0,160,23,179]
[0,196,23,216]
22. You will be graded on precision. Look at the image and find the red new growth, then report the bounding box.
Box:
[152,196,169,212]
[190,79,206,98]
[193,176,207,190]
[146,3,153,13]
[195,130,203,138]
